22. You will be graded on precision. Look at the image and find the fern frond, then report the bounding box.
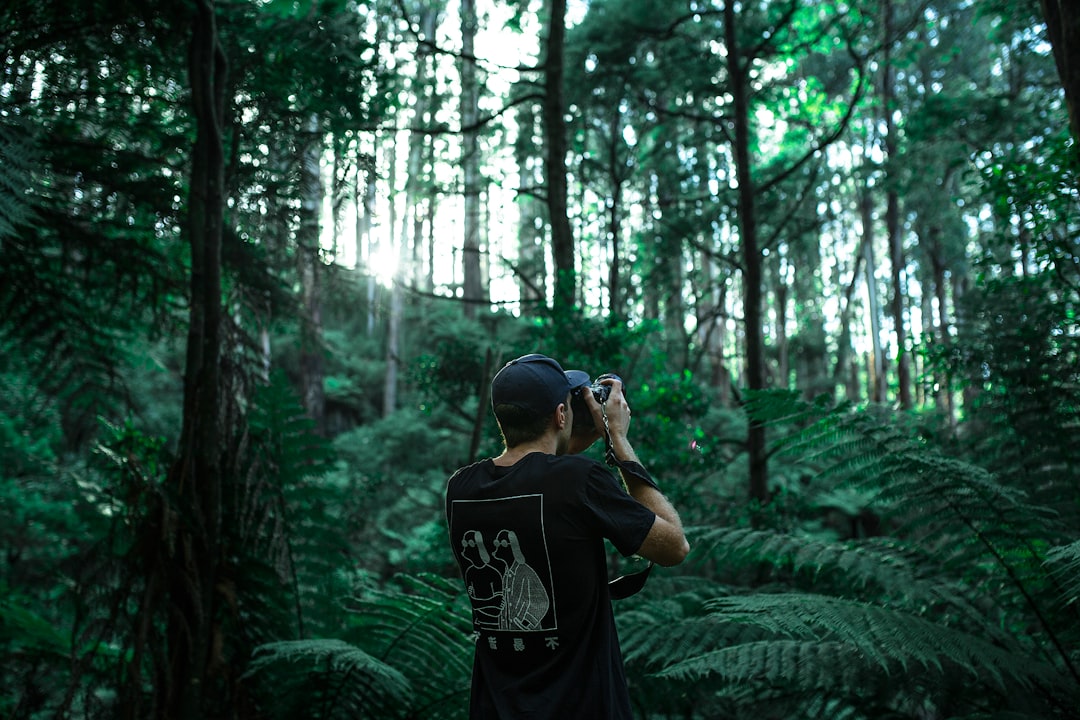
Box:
[0,120,40,239]
[343,573,473,719]
[691,527,977,612]
[246,638,410,718]
[753,397,1067,627]
[696,593,1063,691]
[227,371,345,643]
[1046,539,1080,607]
[0,591,69,657]
[618,580,758,671]
[659,638,871,688]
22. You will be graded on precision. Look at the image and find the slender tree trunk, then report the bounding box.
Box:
[929,230,956,426]
[725,1,768,505]
[163,1,226,716]
[861,187,887,402]
[605,110,623,317]
[833,234,866,402]
[543,0,575,312]
[298,112,325,433]
[883,0,912,409]
[460,0,484,317]
[383,138,399,417]
[384,7,436,415]
[774,259,790,388]
[361,143,379,335]
[515,111,546,304]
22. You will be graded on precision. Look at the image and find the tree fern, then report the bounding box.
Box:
[245,638,411,719]
[1046,540,1080,608]
[245,573,473,720]
[747,391,1073,631]
[624,391,1080,718]
[690,527,991,625]
[0,120,39,240]
[684,594,1061,688]
[343,573,474,719]
[223,371,346,645]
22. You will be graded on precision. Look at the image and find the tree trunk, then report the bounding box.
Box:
[774,257,790,388]
[605,110,624,317]
[357,142,379,335]
[929,229,956,426]
[382,137,399,416]
[515,105,546,305]
[883,0,912,409]
[460,0,485,317]
[384,7,437,416]
[861,187,887,403]
[163,1,226,716]
[725,1,768,505]
[543,0,575,312]
[833,234,866,402]
[298,112,325,433]
[1040,0,1080,155]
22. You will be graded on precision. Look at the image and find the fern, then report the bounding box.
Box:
[244,574,473,720]
[694,594,1059,688]
[343,573,474,719]
[1046,540,1080,608]
[690,527,991,624]
[0,120,39,240]
[224,371,346,646]
[749,393,1072,627]
[245,638,411,719]
[631,391,1080,718]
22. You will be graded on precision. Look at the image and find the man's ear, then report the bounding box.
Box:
[555,402,568,430]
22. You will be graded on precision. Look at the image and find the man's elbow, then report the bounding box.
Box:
[655,537,690,567]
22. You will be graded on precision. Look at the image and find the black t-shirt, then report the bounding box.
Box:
[445,452,656,719]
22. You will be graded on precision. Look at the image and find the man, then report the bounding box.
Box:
[445,353,689,719]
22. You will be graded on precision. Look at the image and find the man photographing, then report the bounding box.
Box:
[445,353,689,719]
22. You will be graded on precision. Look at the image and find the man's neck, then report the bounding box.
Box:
[493,436,558,466]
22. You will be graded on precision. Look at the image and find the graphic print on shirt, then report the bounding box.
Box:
[451,494,556,632]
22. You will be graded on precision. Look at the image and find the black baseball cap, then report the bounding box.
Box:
[491,354,589,417]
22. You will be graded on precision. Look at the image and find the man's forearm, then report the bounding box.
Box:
[610,436,684,531]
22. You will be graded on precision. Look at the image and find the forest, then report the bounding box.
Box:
[1,0,1079,718]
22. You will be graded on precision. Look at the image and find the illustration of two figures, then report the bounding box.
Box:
[461,529,553,631]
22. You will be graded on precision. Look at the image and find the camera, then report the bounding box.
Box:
[571,374,621,429]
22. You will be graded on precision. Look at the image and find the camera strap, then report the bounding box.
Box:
[599,403,658,599]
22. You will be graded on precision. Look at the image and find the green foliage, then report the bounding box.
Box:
[3,0,1078,718]
[0,120,39,240]
[675,593,1060,688]
[245,639,411,719]
[612,392,1080,718]
[226,372,347,646]
[246,574,473,720]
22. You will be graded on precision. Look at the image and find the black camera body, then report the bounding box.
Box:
[571,374,621,429]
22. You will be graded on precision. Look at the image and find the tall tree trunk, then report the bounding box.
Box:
[298,112,325,433]
[383,139,400,417]
[515,106,546,304]
[725,1,768,505]
[460,0,484,317]
[163,1,226,716]
[1040,0,1080,155]
[605,111,623,317]
[861,186,887,403]
[832,235,866,402]
[928,228,956,426]
[774,255,790,388]
[543,0,575,312]
[883,0,912,409]
[357,142,379,335]
[384,6,437,416]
